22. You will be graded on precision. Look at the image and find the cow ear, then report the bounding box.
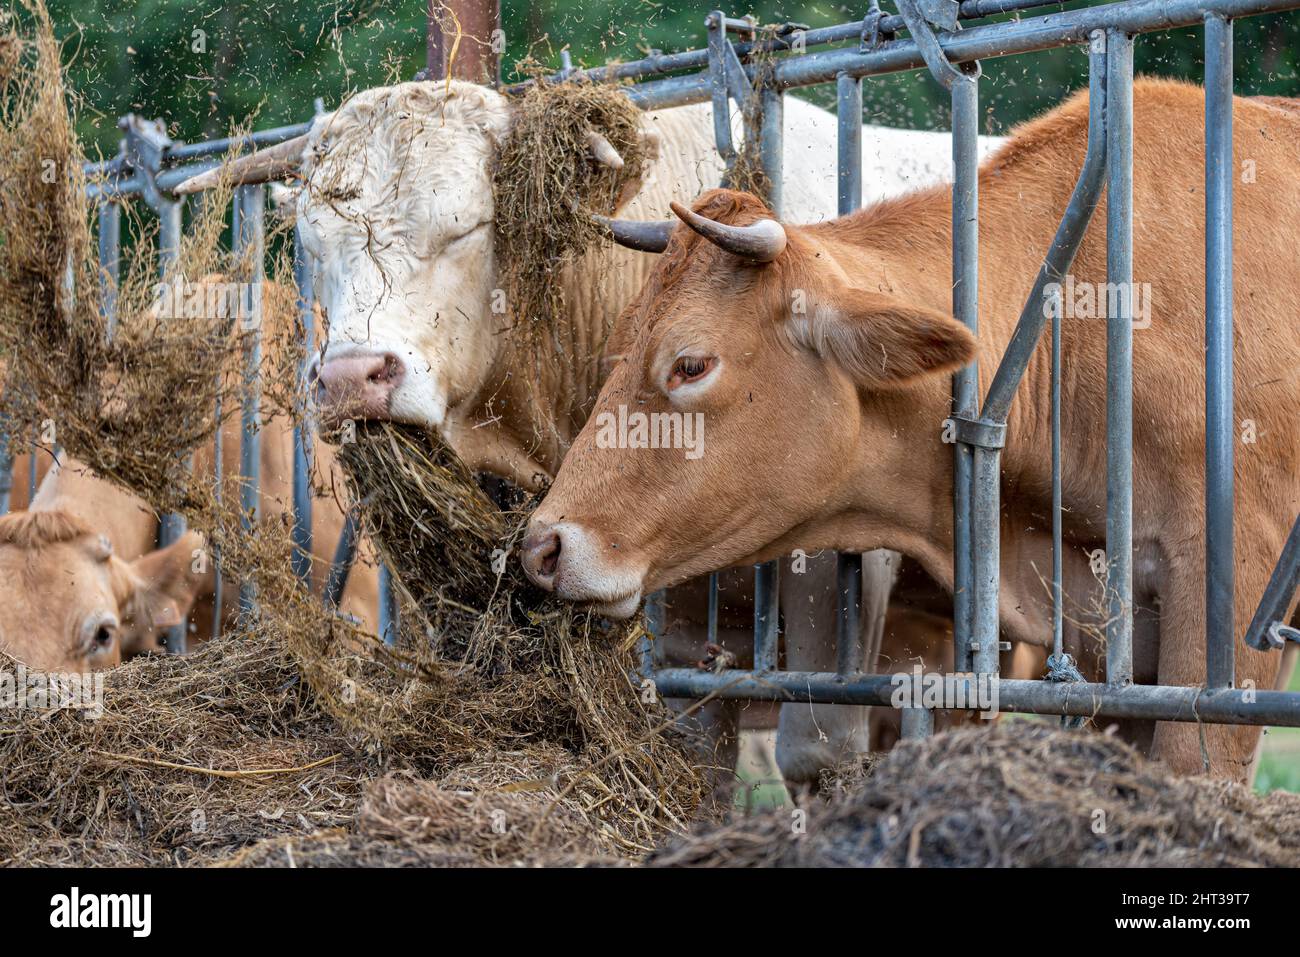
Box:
[126,532,206,630]
[789,287,976,389]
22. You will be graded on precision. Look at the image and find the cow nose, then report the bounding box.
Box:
[317,352,405,422]
[521,527,562,591]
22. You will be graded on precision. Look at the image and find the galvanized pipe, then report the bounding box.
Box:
[234,185,265,619]
[951,69,980,673]
[1204,12,1236,690]
[651,669,1300,726]
[291,224,315,583]
[379,564,400,646]
[900,706,934,739]
[0,427,11,516]
[97,200,121,338]
[1105,30,1135,686]
[324,509,359,610]
[156,197,189,655]
[835,70,864,678]
[754,561,780,671]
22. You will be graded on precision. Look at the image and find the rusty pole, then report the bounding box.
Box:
[426,0,501,84]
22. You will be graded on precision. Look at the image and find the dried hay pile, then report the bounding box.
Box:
[0,2,705,867]
[650,725,1300,868]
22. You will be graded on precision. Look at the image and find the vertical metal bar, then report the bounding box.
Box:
[0,428,11,515]
[1204,13,1235,689]
[643,589,666,673]
[1051,279,1064,660]
[836,70,865,677]
[291,224,315,583]
[752,76,784,675]
[97,200,121,338]
[324,509,358,610]
[754,561,780,671]
[706,573,719,647]
[759,83,783,215]
[951,69,981,673]
[836,72,862,214]
[900,706,934,740]
[379,564,400,646]
[234,184,265,619]
[1105,30,1135,686]
[156,197,189,655]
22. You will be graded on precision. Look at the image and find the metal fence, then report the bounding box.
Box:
[2,0,1299,734]
[0,110,402,651]
[596,0,1300,733]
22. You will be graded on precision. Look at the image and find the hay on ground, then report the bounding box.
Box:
[649,725,1300,868]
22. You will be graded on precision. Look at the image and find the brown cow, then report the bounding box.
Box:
[0,510,199,672]
[523,79,1300,780]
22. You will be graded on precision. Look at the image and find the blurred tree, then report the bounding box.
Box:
[49,0,1298,157]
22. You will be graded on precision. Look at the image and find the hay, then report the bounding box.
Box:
[0,632,381,866]
[0,2,706,866]
[649,725,1300,868]
[491,78,646,422]
[327,421,709,853]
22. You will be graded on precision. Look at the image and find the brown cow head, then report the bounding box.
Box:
[0,511,204,671]
[520,189,974,617]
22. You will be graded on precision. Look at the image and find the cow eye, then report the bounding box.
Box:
[668,355,714,388]
[93,624,115,647]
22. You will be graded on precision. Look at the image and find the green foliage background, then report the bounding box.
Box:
[50,0,1299,159]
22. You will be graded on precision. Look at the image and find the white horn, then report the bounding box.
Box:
[586,131,625,170]
[668,201,787,263]
[173,133,310,195]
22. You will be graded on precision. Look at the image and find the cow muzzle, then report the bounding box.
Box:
[520,520,644,619]
[315,351,405,425]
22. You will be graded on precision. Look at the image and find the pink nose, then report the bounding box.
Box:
[520,526,562,591]
[316,352,404,422]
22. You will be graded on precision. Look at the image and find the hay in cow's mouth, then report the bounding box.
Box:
[0,1,707,866]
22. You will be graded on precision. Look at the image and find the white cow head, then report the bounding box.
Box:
[177,80,640,485]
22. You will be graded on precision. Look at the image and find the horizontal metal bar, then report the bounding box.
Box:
[623,0,1300,109]
[650,668,1300,726]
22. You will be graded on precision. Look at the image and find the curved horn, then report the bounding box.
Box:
[668,200,787,263]
[594,215,674,253]
[173,133,310,195]
[586,131,625,170]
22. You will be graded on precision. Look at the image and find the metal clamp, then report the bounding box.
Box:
[1267,621,1300,650]
[859,1,893,51]
[949,414,1006,450]
[895,0,980,89]
[119,114,173,211]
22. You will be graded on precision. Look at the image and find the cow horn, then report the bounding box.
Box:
[668,200,787,262]
[586,131,625,170]
[172,133,310,195]
[594,215,675,253]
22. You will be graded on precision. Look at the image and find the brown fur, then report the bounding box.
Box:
[533,79,1300,781]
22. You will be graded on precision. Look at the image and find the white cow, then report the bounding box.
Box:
[178,79,1001,794]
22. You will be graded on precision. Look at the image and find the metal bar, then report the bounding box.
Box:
[753,561,780,671]
[650,669,1300,726]
[836,71,864,678]
[836,73,862,217]
[291,224,315,583]
[951,69,980,673]
[156,197,188,655]
[324,509,359,610]
[1105,29,1135,686]
[706,10,736,163]
[234,184,265,619]
[505,0,1094,96]
[900,707,934,739]
[0,427,11,515]
[1244,514,1300,651]
[759,83,784,214]
[97,200,121,338]
[379,564,400,646]
[706,573,719,646]
[615,0,1300,111]
[1205,12,1235,690]
[980,65,1109,425]
[83,121,313,179]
